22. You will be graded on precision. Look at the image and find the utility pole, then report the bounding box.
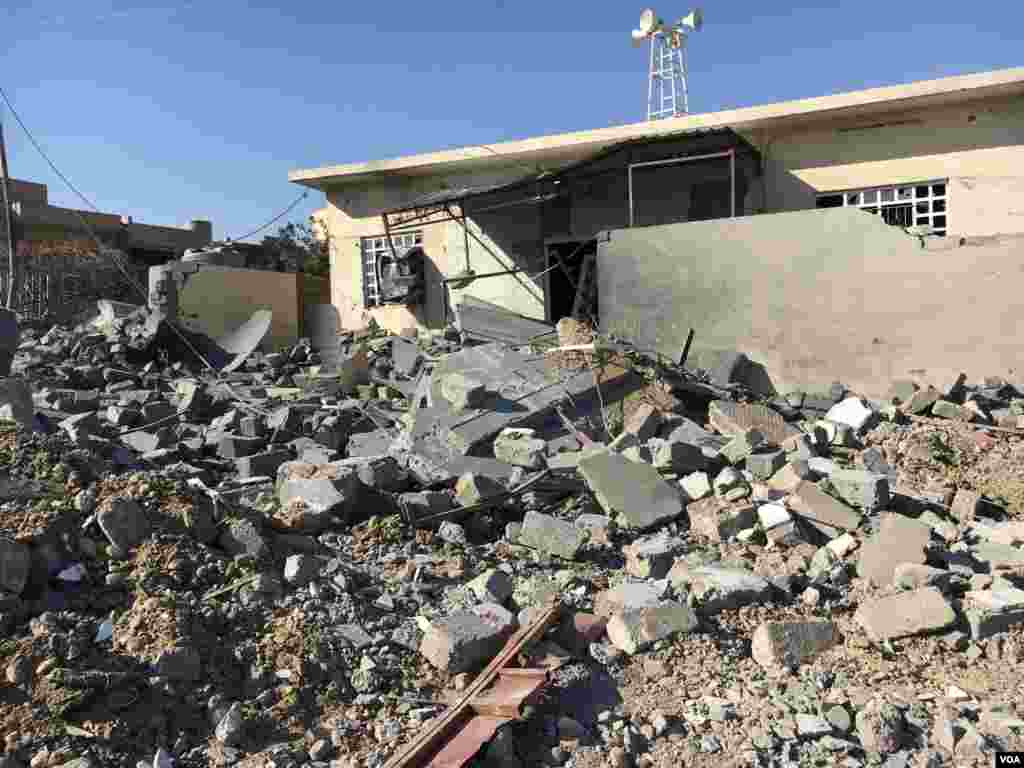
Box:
[0,111,17,309]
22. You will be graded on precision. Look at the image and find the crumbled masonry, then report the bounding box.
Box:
[1,306,1024,768]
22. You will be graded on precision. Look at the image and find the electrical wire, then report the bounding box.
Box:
[228,189,309,243]
[0,85,278,430]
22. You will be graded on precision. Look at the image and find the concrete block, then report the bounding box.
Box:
[518,510,588,559]
[605,600,699,654]
[787,481,861,539]
[687,497,755,542]
[679,471,711,501]
[855,587,957,640]
[578,451,682,531]
[758,503,798,544]
[825,397,875,431]
[669,565,773,614]
[492,428,547,469]
[830,469,890,512]
[419,603,517,673]
[623,533,684,579]
[751,620,838,670]
[747,449,786,481]
[858,513,932,587]
[720,429,765,465]
[218,434,267,459]
[235,449,291,480]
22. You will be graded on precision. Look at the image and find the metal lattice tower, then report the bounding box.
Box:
[647,32,689,120]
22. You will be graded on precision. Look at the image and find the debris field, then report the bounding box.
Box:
[1,307,1024,768]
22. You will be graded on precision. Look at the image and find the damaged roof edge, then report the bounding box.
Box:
[288,66,1024,188]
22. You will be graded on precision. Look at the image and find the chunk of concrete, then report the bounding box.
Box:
[708,401,798,445]
[825,397,875,432]
[669,565,773,614]
[623,402,662,441]
[855,587,957,640]
[829,469,890,512]
[578,451,682,531]
[758,503,799,544]
[751,620,838,670]
[439,372,487,411]
[605,600,699,654]
[468,568,515,604]
[518,510,588,559]
[787,481,861,539]
[963,582,1024,639]
[857,513,932,587]
[594,581,667,619]
[719,429,765,465]
[0,539,30,595]
[492,428,547,469]
[419,602,517,673]
[624,533,684,579]
[97,497,151,551]
[650,438,706,473]
[686,497,755,542]
[680,471,712,502]
[747,449,786,481]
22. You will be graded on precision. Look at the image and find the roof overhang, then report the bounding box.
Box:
[289,67,1024,190]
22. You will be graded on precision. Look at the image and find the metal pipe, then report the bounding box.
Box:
[730,149,736,217]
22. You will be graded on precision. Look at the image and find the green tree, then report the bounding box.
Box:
[261,216,330,276]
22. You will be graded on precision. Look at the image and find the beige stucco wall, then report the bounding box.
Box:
[745,95,1024,232]
[598,208,1024,400]
[177,267,300,352]
[318,93,1024,333]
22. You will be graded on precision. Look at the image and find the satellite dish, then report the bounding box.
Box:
[680,8,703,31]
[639,8,656,34]
[631,28,647,45]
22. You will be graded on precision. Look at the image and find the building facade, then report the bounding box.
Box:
[289,67,1024,335]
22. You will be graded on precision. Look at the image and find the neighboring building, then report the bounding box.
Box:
[7,177,213,266]
[289,67,1024,335]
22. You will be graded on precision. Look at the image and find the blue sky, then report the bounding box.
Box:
[4,0,1021,241]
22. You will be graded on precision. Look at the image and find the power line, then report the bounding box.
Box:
[0,86,101,212]
[228,190,309,243]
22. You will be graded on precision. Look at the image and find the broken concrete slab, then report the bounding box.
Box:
[829,469,890,512]
[419,602,517,673]
[492,427,547,469]
[787,481,862,539]
[623,533,684,579]
[97,497,151,551]
[578,451,682,531]
[518,511,588,559]
[858,513,932,587]
[751,620,838,670]
[605,600,699,654]
[668,564,773,614]
[686,497,756,542]
[855,587,957,640]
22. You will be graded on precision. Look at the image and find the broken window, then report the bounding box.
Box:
[360,231,423,308]
[816,180,948,235]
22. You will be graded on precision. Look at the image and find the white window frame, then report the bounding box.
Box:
[816,180,948,235]
[360,231,422,308]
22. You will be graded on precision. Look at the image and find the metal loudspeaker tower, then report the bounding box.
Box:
[631,8,703,121]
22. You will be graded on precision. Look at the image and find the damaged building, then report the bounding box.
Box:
[290,67,1024,398]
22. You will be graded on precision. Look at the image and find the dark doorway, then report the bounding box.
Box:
[546,240,596,324]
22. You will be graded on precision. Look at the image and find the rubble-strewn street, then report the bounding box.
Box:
[2,306,1024,768]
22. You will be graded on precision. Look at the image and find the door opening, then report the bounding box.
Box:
[546,240,596,325]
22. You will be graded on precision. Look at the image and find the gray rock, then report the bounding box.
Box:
[97,497,151,551]
[518,510,588,559]
[215,702,245,746]
[578,451,682,530]
[669,565,773,614]
[0,539,30,595]
[751,620,838,670]
[283,554,320,587]
[606,600,699,654]
[830,469,890,512]
[419,603,517,673]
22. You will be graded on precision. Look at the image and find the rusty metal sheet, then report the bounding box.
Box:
[470,668,548,719]
[427,716,508,768]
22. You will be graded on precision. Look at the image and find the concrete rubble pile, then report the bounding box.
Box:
[0,306,1023,768]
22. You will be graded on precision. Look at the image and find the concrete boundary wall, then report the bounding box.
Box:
[597,207,1024,399]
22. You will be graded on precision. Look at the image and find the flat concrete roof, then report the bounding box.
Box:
[290,66,1024,189]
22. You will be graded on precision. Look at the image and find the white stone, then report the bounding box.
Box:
[825,397,875,431]
[680,471,711,501]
